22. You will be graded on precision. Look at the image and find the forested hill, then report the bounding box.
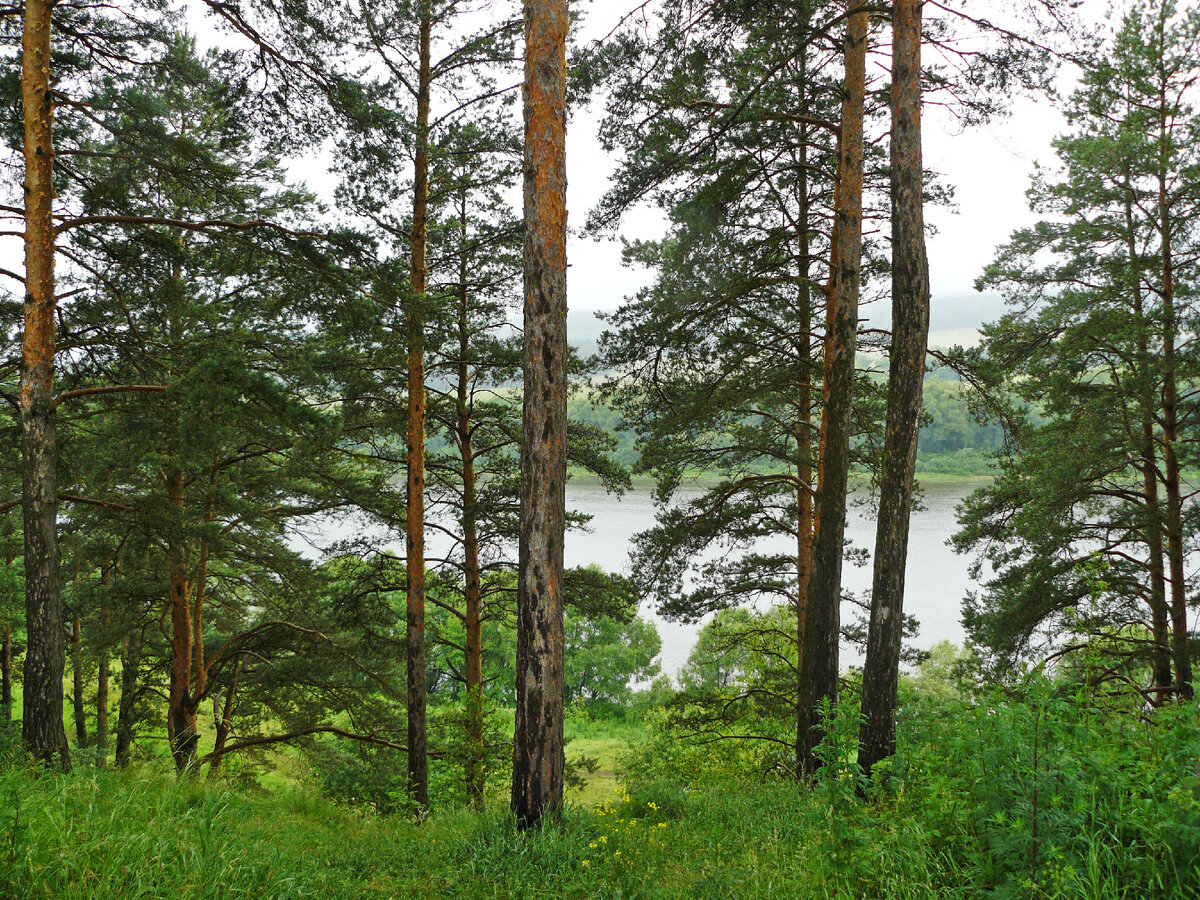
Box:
[567,291,1006,358]
[570,375,1003,476]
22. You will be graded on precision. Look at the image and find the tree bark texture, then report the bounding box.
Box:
[166,469,199,770]
[860,0,932,779]
[797,0,866,777]
[405,0,433,808]
[793,108,816,778]
[1127,199,1174,702]
[20,0,68,769]
[1141,428,1174,702]
[71,613,87,748]
[209,658,240,773]
[96,638,110,762]
[457,189,486,805]
[512,0,568,830]
[1156,101,1192,700]
[2,624,12,722]
[115,631,142,768]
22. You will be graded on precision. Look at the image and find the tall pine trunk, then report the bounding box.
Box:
[405,0,433,809]
[456,188,486,806]
[71,613,87,748]
[1128,203,1173,702]
[797,0,866,777]
[859,0,932,779]
[96,626,110,763]
[20,0,68,769]
[115,631,142,768]
[1159,180,1191,701]
[166,469,199,771]
[2,624,12,722]
[793,113,816,778]
[1141,421,1174,701]
[512,0,569,829]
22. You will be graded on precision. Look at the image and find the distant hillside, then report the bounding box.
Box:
[569,309,609,358]
[570,292,1007,359]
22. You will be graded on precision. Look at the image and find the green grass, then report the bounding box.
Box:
[565,716,645,807]
[1,692,1196,900]
[0,763,952,900]
[6,756,1190,900]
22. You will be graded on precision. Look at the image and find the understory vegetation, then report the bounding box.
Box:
[3,668,1197,900]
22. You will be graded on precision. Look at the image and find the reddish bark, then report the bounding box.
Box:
[19,0,69,769]
[797,0,866,777]
[512,0,569,829]
[166,469,199,769]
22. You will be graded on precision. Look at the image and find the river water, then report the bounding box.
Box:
[566,476,983,678]
[298,476,986,680]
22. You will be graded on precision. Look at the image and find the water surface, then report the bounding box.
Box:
[565,476,985,677]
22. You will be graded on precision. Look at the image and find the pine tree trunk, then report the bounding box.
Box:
[859,0,932,779]
[404,0,433,809]
[797,0,865,777]
[2,624,12,722]
[210,658,240,774]
[512,0,569,830]
[166,469,198,771]
[456,189,486,806]
[793,110,816,779]
[96,631,110,763]
[1127,197,1173,702]
[115,631,142,768]
[1141,425,1174,702]
[20,0,68,770]
[1159,157,1192,701]
[71,613,87,749]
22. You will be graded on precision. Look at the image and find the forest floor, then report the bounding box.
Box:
[2,694,1198,899]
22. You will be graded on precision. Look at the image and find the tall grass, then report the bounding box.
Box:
[0,689,1196,900]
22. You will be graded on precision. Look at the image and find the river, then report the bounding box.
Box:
[297,476,987,680]
[565,475,984,678]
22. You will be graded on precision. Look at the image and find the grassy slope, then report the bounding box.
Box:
[3,688,1199,900]
[0,768,967,900]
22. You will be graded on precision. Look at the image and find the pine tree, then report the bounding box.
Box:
[512,0,569,830]
[859,0,934,779]
[955,0,1200,702]
[590,0,886,777]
